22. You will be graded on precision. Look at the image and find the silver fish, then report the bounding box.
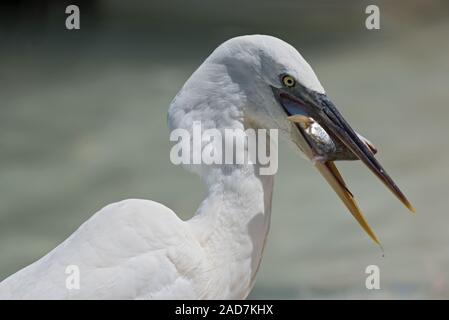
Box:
[298,119,378,162]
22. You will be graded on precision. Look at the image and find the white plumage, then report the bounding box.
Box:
[1,34,404,299]
[1,200,209,299]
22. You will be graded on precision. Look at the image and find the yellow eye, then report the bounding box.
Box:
[282,75,295,87]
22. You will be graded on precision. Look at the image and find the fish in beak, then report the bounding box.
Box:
[272,83,415,246]
[287,114,378,161]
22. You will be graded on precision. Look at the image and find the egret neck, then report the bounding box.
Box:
[188,146,274,299]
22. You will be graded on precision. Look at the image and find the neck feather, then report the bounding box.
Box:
[187,129,275,299]
[169,64,275,298]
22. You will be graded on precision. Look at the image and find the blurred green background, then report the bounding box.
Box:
[1,0,449,299]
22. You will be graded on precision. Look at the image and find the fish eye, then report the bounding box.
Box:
[281,75,296,87]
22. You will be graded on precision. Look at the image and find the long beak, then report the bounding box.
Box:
[315,161,381,245]
[303,91,415,213]
[274,84,415,245]
[290,118,382,245]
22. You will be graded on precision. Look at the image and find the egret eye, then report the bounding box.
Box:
[282,75,296,87]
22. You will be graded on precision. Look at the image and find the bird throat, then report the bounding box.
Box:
[188,133,275,298]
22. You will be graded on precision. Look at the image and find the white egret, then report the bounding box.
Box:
[0,35,414,299]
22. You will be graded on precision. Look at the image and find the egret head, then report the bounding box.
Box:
[204,35,325,135]
[169,35,414,245]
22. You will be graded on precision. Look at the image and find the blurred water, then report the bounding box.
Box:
[1,17,449,298]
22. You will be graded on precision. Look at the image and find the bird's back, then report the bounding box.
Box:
[0,199,211,299]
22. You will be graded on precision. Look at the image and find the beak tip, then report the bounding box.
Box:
[400,197,416,214]
[370,233,382,247]
[378,242,384,251]
[407,204,416,214]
